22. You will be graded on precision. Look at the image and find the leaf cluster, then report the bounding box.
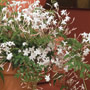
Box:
[64,38,90,79]
[15,57,45,82]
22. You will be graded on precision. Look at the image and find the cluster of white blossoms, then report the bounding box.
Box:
[0,41,15,60]
[80,32,90,57]
[0,0,72,72]
[0,0,72,69]
[0,41,15,52]
[83,48,90,56]
[52,41,69,69]
[19,42,54,66]
[0,41,54,65]
[81,32,90,43]
[0,1,90,90]
[1,0,71,37]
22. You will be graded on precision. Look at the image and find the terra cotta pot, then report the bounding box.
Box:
[0,63,29,90]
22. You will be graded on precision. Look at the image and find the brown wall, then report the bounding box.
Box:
[68,9,90,35]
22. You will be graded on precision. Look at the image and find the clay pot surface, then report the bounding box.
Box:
[0,63,27,90]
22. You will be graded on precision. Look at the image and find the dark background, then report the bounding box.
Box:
[45,0,90,9]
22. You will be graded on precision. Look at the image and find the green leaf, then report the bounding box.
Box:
[64,54,70,59]
[14,73,20,78]
[0,72,4,82]
[60,85,68,90]
[68,64,74,70]
[0,67,3,71]
[87,74,90,78]
[80,67,85,78]
[53,80,56,85]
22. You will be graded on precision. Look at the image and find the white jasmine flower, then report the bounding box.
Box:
[82,39,88,43]
[32,23,39,29]
[57,48,63,55]
[0,45,10,53]
[43,12,49,16]
[6,53,13,60]
[59,26,64,31]
[54,2,59,9]
[8,19,13,24]
[49,16,54,20]
[82,57,85,61]
[45,74,50,82]
[61,20,66,25]
[55,57,62,67]
[47,16,54,25]
[87,33,90,43]
[65,16,70,22]
[42,59,50,66]
[37,56,41,61]
[81,32,88,38]
[81,33,90,43]
[53,20,57,25]
[1,41,15,47]
[2,7,7,12]
[33,0,40,7]
[83,48,90,56]
[18,49,21,53]
[34,49,41,55]
[22,42,28,46]
[62,41,67,46]
[1,43,7,47]
[2,14,8,21]
[29,47,35,52]
[23,48,30,56]
[65,51,69,55]
[41,52,47,59]
[61,10,67,15]
[29,53,37,60]
[7,41,15,46]
[40,24,46,29]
